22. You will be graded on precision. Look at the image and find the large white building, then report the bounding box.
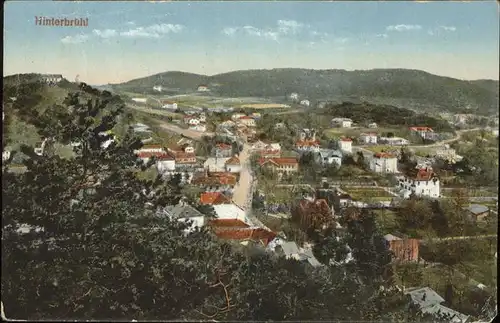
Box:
[337,138,352,154]
[331,118,353,128]
[397,167,440,199]
[359,133,378,144]
[369,152,398,173]
[379,137,410,146]
[314,149,343,167]
[300,99,310,107]
[162,101,178,110]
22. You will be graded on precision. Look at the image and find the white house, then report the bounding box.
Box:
[409,126,434,138]
[189,124,206,132]
[397,167,440,199]
[379,137,410,146]
[300,99,310,107]
[331,118,353,128]
[295,140,320,153]
[134,144,165,154]
[204,157,231,172]
[337,138,352,154]
[225,156,241,173]
[213,204,249,224]
[41,74,63,84]
[153,85,163,92]
[132,98,147,103]
[238,116,256,127]
[434,145,463,163]
[369,152,398,173]
[198,113,207,123]
[184,117,200,126]
[359,133,378,145]
[2,150,11,161]
[368,122,378,129]
[156,155,176,174]
[162,101,178,110]
[231,113,246,121]
[158,202,206,234]
[314,149,342,167]
[197,85,210,92]
[289,93,299,101]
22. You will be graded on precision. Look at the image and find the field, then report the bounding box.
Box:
[341,186,395,201]
[241,103,291,109]
[323,127,405,139]
[441,188,498,198]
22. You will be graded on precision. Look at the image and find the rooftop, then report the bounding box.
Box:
[159,204,204,219]
[200,192,232,205]
[225,156,240,165]
[258,157,299,166]
[374,152,396,159]
[464,204,489,215]
[405,287,445,309]
[209,218,249,228]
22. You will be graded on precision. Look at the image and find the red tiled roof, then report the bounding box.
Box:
[258,157,298,166]
[239,116,253,120]
[200,192,232,205]
[192,173,238,186]
[340,137,352,142]
[374,152,396,158]
[209,219,249,228]
[296,140,320,147]
[412,168,437,181]
[225,156,240,165]
[137,151,172,159]
[409,126,433,132]
[213,227,277,246]
[216,143,232,150]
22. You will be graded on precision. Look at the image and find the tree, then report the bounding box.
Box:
[312,228,350,265]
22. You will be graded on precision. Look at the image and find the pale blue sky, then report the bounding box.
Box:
[4,1,499,84]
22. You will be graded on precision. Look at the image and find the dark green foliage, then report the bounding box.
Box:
[322,101,455,132]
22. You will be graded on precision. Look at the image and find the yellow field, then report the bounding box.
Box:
[241,103,290,109]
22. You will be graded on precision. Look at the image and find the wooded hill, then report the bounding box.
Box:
[113,68,499,115]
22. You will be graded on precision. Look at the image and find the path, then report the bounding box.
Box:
[231,144,267,228]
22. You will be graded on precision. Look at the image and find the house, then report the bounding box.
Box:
[231,113,246,121]
[238,116,256,127]
[368,122,378,129]
[384,234,419,262]
[2,150,11,161]
[189,124,207,132]
[289,92,299,101]
[370,152,398,173]
[397,167,440,199]
[200,192,232,205]
[184,116,201,126]
[210,219,277,246]
[331,118,353,128]
[258,157,299,173]
[300,99,310,107]
[434,145,463,163]
[225,156,241,173]
[405,287,469,323]
[295,139,321,153]
[379,136,410,146]
[337,137,352,154]
[259,144,282,158]
[192,171,238,193]
[132,98,147,103]
[212,204,249,223]
[162,101,178,110]
[276,241,301,260]
[212,143,233,158]
[314,149,343,167]
[409,127,434,138]
[153,85,163,92]
[41,74,63,84]
[251,112,262,119]
[168,143,195,155]
[218,120,236,130]
[463,204,490,222]
[197,85,210,92]
[292,198,335,232]
[299,128,317,141]
[359,133,378,145]
[204,157,231,172]
[157,202,206,233]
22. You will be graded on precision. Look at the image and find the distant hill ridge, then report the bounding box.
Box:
[113,68,499,115]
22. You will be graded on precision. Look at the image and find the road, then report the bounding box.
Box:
[231,144,268,228]
[420,234,497,243]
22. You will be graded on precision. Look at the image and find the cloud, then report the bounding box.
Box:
[277,20,305,35]
[376,33,389,39]
[439,25,457,32]
[334,37,349,44]
[120,23,184,38]
[61,34,89,44]
[93,29,118,38]
[222,19,311,42]
[386,24,422,32]
[126,21,136,26]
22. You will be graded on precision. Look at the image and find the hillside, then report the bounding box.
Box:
[114,68,499,115]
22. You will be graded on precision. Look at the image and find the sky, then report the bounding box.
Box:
[3,1,499,84]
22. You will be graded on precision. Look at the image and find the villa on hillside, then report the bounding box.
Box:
[331,118,353,128]
[369,152,398,173]
[397,166,440,199]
